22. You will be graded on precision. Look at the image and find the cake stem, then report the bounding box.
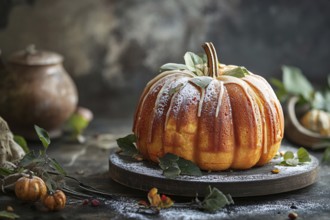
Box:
[202,42,221,78]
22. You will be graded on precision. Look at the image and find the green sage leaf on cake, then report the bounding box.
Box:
[160,52,206,76]
[195,68,204,76]
[223,67,250,78]
[160,63,189,72]
[189,76,213,89]
[184,52,197,71]
[186,52,204,66]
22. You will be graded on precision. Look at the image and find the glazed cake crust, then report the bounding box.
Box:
[133,64,284,171]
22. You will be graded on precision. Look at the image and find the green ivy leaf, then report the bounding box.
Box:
[0,211,20,219]
[200,186,234,212]
[160,63,189,72]
[322,147,330,165]
[18,151,43,168]
[285,158,299,166]
[34,125,50,151]
[272,66,330,113]
[159,153,202,178]
[163,165,181,179]
[282,65,314,101]
[49,158,67,175]
[159,153,179,170]
[297,147,311,163]
[43,172,56,193]
[189,76,213,89]
[223,67,250,78]
[177,158,202,176]
[160,153,179,161]
[270,78,285,90]
[279,148,311,166]
[13,135,30,153]
[283,151,294,160]
[159,153,179,172]
[279,160,288,166]
[116,134,139,157]
[0,167,15,176]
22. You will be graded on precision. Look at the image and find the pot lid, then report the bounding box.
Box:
[8,45,63,66]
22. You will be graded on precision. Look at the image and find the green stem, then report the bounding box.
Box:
[202,42,221,78]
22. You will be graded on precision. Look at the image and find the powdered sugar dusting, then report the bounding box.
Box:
[111,145,318,182]
[103,190,330,220]
[109,145,319,197]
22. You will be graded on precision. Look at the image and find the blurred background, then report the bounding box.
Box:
[1,0,329,119]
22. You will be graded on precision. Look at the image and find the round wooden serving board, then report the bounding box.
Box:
[109,145,319,197]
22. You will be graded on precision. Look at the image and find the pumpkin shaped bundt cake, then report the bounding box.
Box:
[133,42,284,171]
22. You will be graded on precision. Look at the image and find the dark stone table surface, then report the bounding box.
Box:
[1,117,330,220]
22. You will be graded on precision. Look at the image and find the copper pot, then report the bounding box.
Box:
[0,45,78,139]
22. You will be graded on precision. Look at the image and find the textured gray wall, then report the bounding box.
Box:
[0,0,329,117]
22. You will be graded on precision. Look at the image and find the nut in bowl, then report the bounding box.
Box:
[133,42,284,171]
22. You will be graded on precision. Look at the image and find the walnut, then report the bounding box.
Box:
[0,117,25,167]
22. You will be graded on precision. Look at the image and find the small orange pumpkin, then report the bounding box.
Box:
[15,175,47,202]
[42,190,66,211]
